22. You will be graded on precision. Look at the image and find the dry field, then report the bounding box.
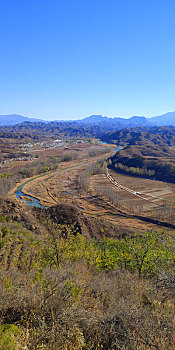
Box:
[97,170,175,212]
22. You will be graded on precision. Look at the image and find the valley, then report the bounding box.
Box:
[0,121,175,350]
[6,132,175,235]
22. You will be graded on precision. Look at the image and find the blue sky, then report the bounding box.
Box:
[0,0,175,120]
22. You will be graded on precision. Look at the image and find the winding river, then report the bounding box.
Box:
[15,163,87,208]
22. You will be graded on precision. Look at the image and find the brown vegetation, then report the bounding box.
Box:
[0,213,174,349]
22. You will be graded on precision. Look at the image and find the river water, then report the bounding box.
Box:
[15,183,44,208]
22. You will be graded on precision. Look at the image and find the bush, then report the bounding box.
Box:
[88,146,112,157]
[61,152,78,162]
[0,324,23,350]
[78,160,107,191]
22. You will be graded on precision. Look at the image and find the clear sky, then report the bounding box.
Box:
[0,0,175,120]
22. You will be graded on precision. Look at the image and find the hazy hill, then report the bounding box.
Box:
[148,111,175,126]
[77,115,109,124]
[0,114,47,126]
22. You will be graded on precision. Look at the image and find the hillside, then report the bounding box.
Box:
[0,198,174,349]
[108,126,175,183]
[0,120,167,141]
[0,121,104,139]
[0,116,149,141]
[101,125,175,146]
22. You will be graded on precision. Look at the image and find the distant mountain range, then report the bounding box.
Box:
[1,111,175,128]
[77,112,175,127]
[77,115,148,128]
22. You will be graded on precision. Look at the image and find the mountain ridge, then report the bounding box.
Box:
[1,111,175,127]
[148,111,175,126]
